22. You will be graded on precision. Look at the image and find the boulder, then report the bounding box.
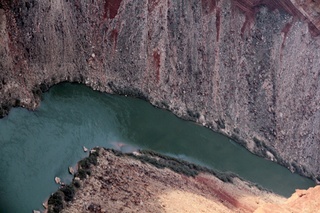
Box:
[54,176,61,184]
[69,166,75,175]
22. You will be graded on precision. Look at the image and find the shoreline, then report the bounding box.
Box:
[1,0,320,182]
[45,147,285,213]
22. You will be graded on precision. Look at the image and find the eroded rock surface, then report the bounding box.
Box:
[0,0,320,178]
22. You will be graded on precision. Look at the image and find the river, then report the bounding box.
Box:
[0,83,314,212]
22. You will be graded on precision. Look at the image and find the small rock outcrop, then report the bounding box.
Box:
[82,146,88,152]
[54,177,61,185]
[68,167,75,175]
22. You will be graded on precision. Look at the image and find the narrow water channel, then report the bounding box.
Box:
[0,83,314,212]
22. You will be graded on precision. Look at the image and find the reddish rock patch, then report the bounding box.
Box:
[196,176,239,208]
[233,1,256,36]
[240,13,254,37]
[281,21,293,49]
[216,7,221,41]
[196,175,257,212]
[153,50,161,83]
[103,0,122,20]
[201,0,218,14]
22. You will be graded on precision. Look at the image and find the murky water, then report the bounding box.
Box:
[0,83,314,212]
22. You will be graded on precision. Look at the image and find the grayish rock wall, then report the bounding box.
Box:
[0,0,319,179]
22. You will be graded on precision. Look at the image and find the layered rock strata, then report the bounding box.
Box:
[0,0,320,179]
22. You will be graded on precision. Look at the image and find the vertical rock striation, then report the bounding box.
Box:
[0,0,320,179]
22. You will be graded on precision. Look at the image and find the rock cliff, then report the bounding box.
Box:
[0,0,320,179]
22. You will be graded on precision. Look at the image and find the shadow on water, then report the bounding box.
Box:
[0,83,314,212]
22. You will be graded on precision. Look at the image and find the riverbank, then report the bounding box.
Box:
[1,0,320,180]
[46,147,286,213]
[1,82,314,212]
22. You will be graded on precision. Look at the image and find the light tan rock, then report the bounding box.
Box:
[42,202,47,209]
[54,177,61,184]
[68,166,75,175]
[255,186,320,213]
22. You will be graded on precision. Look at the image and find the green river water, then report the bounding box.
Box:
[0,83,314,212]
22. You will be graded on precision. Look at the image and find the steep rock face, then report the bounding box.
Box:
[0,0,319,179]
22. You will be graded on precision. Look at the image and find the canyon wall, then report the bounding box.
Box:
[0,0,320,179]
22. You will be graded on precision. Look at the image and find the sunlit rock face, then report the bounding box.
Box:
[0,0,320,179]
[255,186,320,213]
